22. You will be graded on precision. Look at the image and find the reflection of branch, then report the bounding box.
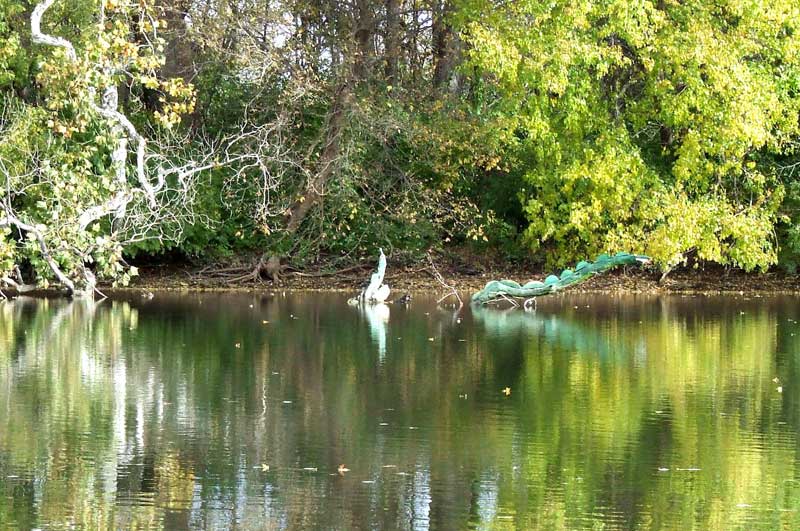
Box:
[44,299,81,344]
[361,303,390,361]
[427,252,463,309]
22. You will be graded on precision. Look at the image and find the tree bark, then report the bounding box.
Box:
[432,0,459,90]
[286,82,351,233]
[160,0,195,80]
[353,0,376,80]
[384,0,400,84]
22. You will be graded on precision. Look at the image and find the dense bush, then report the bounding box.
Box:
[456,0,800,270]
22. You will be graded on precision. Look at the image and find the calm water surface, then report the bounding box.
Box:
[1,293,800,530]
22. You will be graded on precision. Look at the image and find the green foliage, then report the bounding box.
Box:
[0,0,195,289]
[456,0,800,270]
[0,1,24,88]
[4,0,800,281]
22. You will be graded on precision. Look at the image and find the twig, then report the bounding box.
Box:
[427,252,463,309]
[487,292,519,308]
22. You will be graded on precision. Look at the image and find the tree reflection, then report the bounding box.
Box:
[0,294,798,530]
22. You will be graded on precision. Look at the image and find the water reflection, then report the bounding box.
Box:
[0,294,799,529]
[356,303,390,361]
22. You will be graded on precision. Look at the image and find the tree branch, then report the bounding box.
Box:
[31,0,76,62]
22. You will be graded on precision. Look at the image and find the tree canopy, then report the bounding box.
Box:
[0,0,799,290]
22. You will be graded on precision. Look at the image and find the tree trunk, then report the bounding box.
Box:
[353,0,375,80]
[263,80,353,281]
[160,0,195,80]
[384,0,400,84]
[432,0,458,90]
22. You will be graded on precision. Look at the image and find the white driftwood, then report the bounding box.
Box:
[361,248,390,303]
[31,0,76,61]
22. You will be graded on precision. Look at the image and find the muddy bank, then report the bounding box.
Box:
[7,255,799,298]
[125,261,800,296]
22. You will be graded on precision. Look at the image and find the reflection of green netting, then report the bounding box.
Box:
[471,307,621,360]
[471,252,650,304]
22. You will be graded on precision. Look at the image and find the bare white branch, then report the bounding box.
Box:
[31,0,77,62]
[0,213,75,293]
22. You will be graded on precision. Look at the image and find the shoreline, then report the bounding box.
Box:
[123,265,800,296]
[5,265,800,298]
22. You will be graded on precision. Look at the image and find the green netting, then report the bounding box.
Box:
[471,252,650,304]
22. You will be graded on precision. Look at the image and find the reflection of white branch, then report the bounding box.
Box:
[362,302,389,361]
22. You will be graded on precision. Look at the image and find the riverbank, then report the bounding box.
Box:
[126,259,800,296]
[6,256,799,298]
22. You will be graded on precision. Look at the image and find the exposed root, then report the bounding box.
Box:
[200,257,382,285]
[286,263,370,278]
[199,254,282,284]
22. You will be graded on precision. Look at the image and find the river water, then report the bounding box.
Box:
[0,292,799,530]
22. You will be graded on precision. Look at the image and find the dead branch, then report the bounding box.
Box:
[487,292,520,308]
[427,251,463,309]
[20,0,251,293]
